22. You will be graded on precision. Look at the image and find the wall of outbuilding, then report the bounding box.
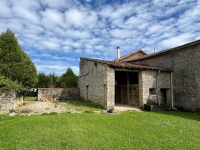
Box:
[133,43,200,110]
[139,70,171,107]
[79,59,115,110]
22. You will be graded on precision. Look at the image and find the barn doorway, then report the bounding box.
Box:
[115,71,139,106]
[160,88,170,105]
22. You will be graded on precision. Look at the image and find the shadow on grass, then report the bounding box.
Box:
[153,110,200,122]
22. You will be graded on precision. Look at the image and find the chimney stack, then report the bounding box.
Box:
[117,46,120,59]
[154,48,156,53]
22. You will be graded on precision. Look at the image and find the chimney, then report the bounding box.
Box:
[117,46,120,59]
[154,48,156,53]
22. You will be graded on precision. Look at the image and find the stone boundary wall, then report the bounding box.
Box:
[134,43,200,110]
[0,90,16,113]
[37,88,79,101]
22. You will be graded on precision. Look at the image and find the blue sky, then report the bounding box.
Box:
[0,0,200,76]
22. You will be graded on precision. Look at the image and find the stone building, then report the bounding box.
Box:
[79,50,172,110]
[128,39,200,111]
[79,39,200,111]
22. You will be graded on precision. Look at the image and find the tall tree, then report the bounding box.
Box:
[35,72,50,88]
[60,68,78,88]
[0,29,38,89]
[35,72,61,88]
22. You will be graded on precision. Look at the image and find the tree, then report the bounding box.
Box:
[35,72,61,88]
[34,72,50,88]
[0,29,38,90]
[60,68,78,88]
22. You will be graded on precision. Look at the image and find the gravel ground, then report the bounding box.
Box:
[13,101,142,116]
[16,101,67,115]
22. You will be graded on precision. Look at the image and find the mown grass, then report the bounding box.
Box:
[58,100,104,112]
[24,96,37,101]
[0,111,200,150]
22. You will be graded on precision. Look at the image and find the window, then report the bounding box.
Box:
[149,88,156,95]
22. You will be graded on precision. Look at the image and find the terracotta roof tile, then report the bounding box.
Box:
[80,57,172,71]
[114,49,147,62]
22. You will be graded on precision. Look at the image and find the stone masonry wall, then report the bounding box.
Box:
[0,90,16,113]
[139,70,171,107]
[134,43,200,110]
[79,59,115,110]
[123,51,146,61]
[37,88,79,101]
[106,66,115,110]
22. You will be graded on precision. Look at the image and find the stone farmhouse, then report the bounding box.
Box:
[79,39,200,111]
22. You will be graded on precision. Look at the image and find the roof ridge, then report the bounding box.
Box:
[114,49,147,62]
[80,57,172,71]
[127,39,200,62]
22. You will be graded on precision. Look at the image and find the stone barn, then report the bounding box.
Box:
[79,39,200,111]
[79,50,172,110]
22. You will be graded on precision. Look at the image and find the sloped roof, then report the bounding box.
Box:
[80,57,172,71]
[127,39,200,62]
[114,49,147,62]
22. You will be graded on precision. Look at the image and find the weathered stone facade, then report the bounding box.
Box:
[132,42,200,110]
[37,88,79,101]
[0,90,16,113]
[79,40,200,111]
[79,58,171,110]
[79,59,115,110]
[122,51,147,61]
[138,70,171,106]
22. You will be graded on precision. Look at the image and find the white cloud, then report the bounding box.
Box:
[0,0,13,18]
[40,8,65,29]
[38,40,60,50]
[160,33,195,48]
[0,0,199,76]
[65,8,86,28]
[65,29,91,39]
[65,8,98,29]
[109,29,136,39]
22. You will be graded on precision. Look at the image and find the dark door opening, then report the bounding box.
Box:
[160,89,168,105]
[115,71,139,106]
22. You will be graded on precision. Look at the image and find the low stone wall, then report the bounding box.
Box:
[0,90,16,113]
[37,88,79,101]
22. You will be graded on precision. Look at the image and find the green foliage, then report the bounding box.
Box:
[35,72,60,88]
[0,111,200,149]
[60,67,78,88]
[35,68,77,88]
[0,74,27,94]
[0,29,37,93]
[35,72,50,88]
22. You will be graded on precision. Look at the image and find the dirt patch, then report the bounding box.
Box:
[14,101,142,116]
[16,101,67,115]
[114,104,142,112]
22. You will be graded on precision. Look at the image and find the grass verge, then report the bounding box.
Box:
[57,99,104,112]
[24,96,37,101]
[0,111,200,150]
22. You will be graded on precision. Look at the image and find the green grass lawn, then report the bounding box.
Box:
[0,111,200,150]
[24,96,37,101]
